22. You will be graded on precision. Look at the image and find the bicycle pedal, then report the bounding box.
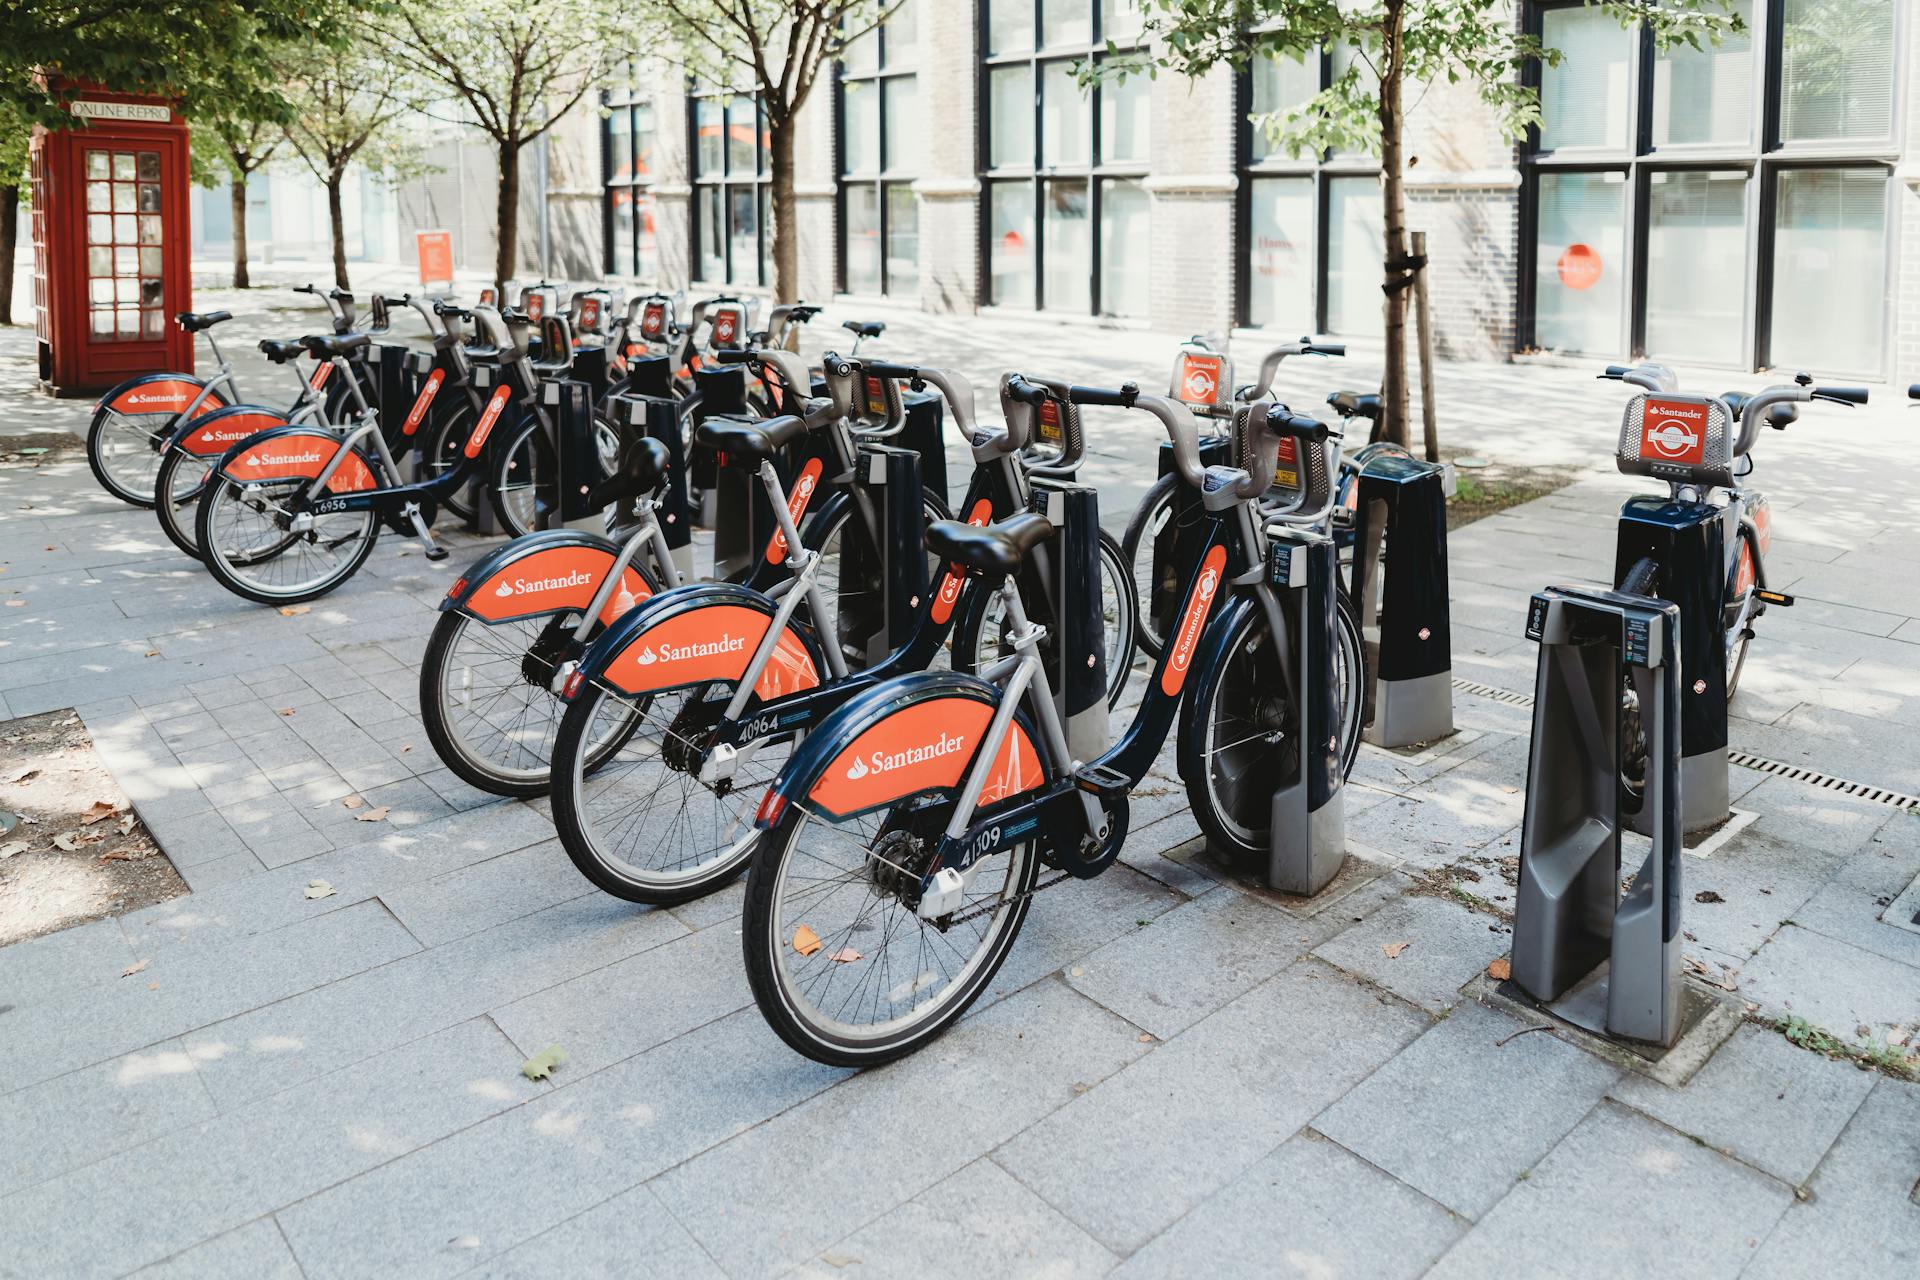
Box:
[1754,589,1792,607]
[1073,763,1131,800]
[422,544,449,562]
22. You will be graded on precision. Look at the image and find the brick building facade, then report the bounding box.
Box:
[556,0,1916,382]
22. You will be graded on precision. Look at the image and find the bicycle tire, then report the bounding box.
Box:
[1119,473,1181,659]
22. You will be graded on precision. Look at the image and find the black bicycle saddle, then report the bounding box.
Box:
[926,511,1053,577]
[694,415,807,466]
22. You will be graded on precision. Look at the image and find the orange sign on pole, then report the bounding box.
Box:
[416,229,454,292]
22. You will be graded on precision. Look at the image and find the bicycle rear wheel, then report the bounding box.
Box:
[195,475,379,605]
[1119,473,1180,659]
[742,796,1038,1066]
[954,530,1139,709]
[153,448,215,560]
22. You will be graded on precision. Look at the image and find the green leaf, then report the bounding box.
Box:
[521,1045,567,1081]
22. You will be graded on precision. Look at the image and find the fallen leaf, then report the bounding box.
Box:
[828,947,862,964]
[1069,965,1085,978]
[81,800,121,825]
[122,958,150,977]
[1137,1032,1156,1043]
[820,1253,862,1269]
[401,745,412,753]
[353,805,390,823]
[100,844,155,862]
[148,981,159,990]
[521,1045,567,1081]
[278,605,311,616]
[448,1236,481,1251]
[1487,957,1512,981]
[4,600,23,608]
[52,831,83,851]
[1382,940,1412,959]
[144,650,159,658]
[341,794,363,809]
[2,766,37,783]
[792,924,823,956]
[118,814,135,835]
[0,840,27,859]
[278,707,295,717]
[1694,890,1725,904]
[305,879,336,899]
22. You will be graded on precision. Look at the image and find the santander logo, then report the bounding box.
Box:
[1162,545,1228,696]
[125,391,189,408]
[846,730,968,781]
[633,634,747,667]
[248,449,325,467]
[1641,398,1708,465]
[493,568,594,598]
[1179,356,1222,405]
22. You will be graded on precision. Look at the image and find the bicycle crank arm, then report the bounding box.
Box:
[400,502,448,562]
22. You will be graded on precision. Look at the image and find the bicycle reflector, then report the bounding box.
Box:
[755,789,788,826]
[447,577,468,599]
[561,669,588,700]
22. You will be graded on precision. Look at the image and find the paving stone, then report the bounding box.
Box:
[466,1184,724,1280]
[378,839,593,946]
[1788,819,1920,971]
[653,980,1149,1277]
[275,1010,846,1280]
[977,860,1189,1011]
[1113,1131,1464,1280]
[1312,892,1513,1015]
[179,849,267,891]
[0,900,419,1093]
[179,893,685,1109]
[129,1218,303,1279]
[1610,1023,1875,1185]
[1314,1001,1620,1219]
[1065,886,1327,1039]
[1739,924,1920,1039]
[0,916,133,1008]
[1427,1101,1792,1279]
[0,1042,220,1197]
[992,959,1430,1254]
[1345,774,1525,871]
[0,1018,529,1277]
[797,1158,1118,1280]
[1743,1078,1920,1276]
[1681,825,1853,969]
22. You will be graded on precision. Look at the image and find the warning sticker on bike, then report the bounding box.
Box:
[461,545,651,626]
[807,697,1041,819]
[464,384,513,458]
[765,457,825,565]
[224,433,374,492]
[931,498,996,625]
[1161,544,1228,696]
[1035,399,1064,446]
[308,362,333,392]
[865,376,887,417]
[1639,397,1709,466]
[402,369,446,437]
[1173,352,1227,408]
[1273,435,1299,490]
[179,410,290,456]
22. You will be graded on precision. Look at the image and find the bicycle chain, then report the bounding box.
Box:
[942,870,1072,927]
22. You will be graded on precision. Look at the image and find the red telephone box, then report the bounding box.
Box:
[30,83,193,396]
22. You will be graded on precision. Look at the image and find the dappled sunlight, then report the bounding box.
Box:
[345,1124,410,1157]
[250,1035,303,1054]
[468,1078,517,1103]
[117,1040,228,1086]
[616,1103,655,1128]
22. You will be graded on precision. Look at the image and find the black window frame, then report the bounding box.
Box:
[1233,40,1385,335]
[1517,0,1904,374]
[977,0,1153,317]
[836,5,921,298]
[601,76,660,280]
[688,84,773,288]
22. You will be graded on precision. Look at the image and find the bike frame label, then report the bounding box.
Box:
[107,379,216,417]
[1173,352,1227,409]
[401,369,446,437]
[764,457,825,565]
[308,362,333,392]
[807,697,1040,818]
[1035,399,1064,446]
[1273,435,1299,490]
[1640,397,1708,466]
[463,545,652,627]
[602,604,819,700]
[865,376,887,417]
[712,307,742,347]
[464,384,514,458]
[931,498,995,625]
[578,298,601,331]
[1161,544,1228,696]
[641,301,667,339]
[225,434,375,493]
[179,410,290,457]
[527,292,546,321]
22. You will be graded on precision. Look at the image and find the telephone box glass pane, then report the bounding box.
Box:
[140,247,163,275]
[88,247,111,275]
[140,216,161,244]
[141,278,164,306]
[113,153,136,180]
[117,310,139,336]
[115,247,136,274]
[89,214,112,244]
[138,151,160,181]
[87,182,110,211]
[91,279,114,304]
[92,310,114,336]
[138,184,161,212]
[115,214,136,242]
[113,184,134,213]
[87,151,110,179]
[143,312,164,338]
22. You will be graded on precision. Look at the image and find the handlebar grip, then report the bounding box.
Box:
[1601,365,1631,379]
[377,294,410,307]
[709,348,754,365]
[1909,383,1919,401]
[1814,385,1868,405]
[292,284,318,295]
[1264,408,1331,444]
[859,359,920,381]
[1066,382,1139,408]
[1003,377,1050,406]
[1306,343,1345,357]
[819,350,855,378]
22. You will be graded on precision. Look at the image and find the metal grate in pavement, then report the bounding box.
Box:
[1449,676,1537,708]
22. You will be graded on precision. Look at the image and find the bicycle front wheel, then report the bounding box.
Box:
[550,683,778,904]
[87,404,179,507]
[488,417,554,538]
[1119,473,1181,659]
[742,797,1039,1067]
[420,401,477,523]
[153,447,216,560]
[195,475,379,606]
[955,530,1138,709]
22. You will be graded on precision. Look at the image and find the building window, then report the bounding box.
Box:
[1523,0,1898,375]
[602,84,659,280]
[690,87,770,287]
[839,0,920,297]
[981,0,1150,317]
[1239,43,1385,336]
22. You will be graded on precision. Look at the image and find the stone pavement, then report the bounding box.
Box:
[0,284,1916,1277]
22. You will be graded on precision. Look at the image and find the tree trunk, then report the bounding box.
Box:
[768,118,799,304]
[1377,1,1411,448]
[494,142,520,299]
[229,169,251,289]
[0,185,17,327]
[326,170,350,290]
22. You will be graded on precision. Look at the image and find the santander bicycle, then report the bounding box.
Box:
[739,381,1335,1065]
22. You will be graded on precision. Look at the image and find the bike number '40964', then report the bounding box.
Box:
[1161,545,1228,696]
[464,385,513,458]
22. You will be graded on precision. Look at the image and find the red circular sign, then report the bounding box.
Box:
[1557,244,1602,291]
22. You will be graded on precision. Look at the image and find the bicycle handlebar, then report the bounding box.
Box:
[1066,382,1140,409]
[1812,385,1868,405]
[1246,338,1346,400]
[1909,384,1919,401]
